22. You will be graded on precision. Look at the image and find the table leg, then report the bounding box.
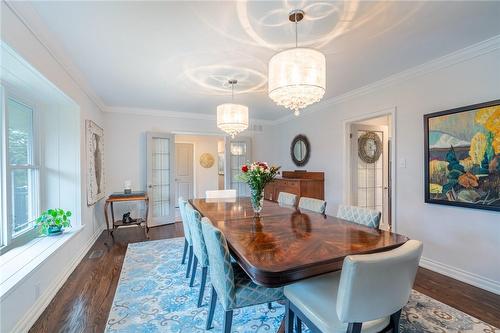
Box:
[104,201,111,237]
[144,197,150,239]
[110,202,115,236]
[277,319,285,333]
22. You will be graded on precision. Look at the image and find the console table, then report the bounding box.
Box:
[264,171,324,202]
[103,192,150,239]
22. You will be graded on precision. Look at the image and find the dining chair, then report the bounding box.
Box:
[336,205,381,229]
[278,192,298,207]
[284,240,423,333]
[178,197,193,278]
[298,197,327,214]
[206,189,237,199]
[201,217,286,333]
[185,202,210,307]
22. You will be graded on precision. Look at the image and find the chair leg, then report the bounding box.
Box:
[267,302,272,310]
[186,245,193,278]
[347,322,362,333]
[296,317,302,333]
[190,256,198,287]
[285,301,295,333]
[390,309,402,333]
[206,286,217,330]
[181,239,188,264]
[197,267,208,307]
[223,310,233,333]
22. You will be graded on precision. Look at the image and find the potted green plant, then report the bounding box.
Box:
[36,209,72,236]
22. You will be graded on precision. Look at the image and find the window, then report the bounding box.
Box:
[1,90,39,252]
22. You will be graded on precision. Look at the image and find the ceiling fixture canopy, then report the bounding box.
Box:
[268,9,326,116]
[217,79,249,138]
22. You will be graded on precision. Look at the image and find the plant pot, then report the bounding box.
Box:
[47,225,63,236]
[250,188,264,216]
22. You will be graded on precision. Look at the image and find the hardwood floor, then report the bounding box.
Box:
[30,223,500,332]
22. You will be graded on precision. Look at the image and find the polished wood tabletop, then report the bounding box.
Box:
[190,197,408,288]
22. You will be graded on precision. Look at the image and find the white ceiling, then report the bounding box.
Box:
[21,1,500,120]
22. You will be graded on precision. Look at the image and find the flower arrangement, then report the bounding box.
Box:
[238,162,280,214]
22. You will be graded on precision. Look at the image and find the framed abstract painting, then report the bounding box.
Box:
[424,99,500,212]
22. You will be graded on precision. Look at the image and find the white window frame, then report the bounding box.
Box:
[0,85,40,254]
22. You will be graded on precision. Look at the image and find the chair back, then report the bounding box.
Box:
[336,240,423,323]
[277,192,297,206]
[298,197,326,214]
[201,217,236,310]
[337,205,381,229]
[178,197,191,244]
[185,203,209,267]
[206,189,237,199]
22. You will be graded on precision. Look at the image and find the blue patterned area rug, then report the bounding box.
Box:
[105,238,498,333]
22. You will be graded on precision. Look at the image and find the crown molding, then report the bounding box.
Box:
[104,106,275,125]
[5,1,107,112]
[271,34,500,125]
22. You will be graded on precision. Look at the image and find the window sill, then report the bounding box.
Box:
[0,226,84,299]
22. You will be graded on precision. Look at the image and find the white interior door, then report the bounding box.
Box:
[175,143,194,202]
[224,137,252,197]
[147,132,175,226]
[350,124,389,229]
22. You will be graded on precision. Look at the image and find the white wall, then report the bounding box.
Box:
[175,134,223,198]
[1,3,106,332]
[254,44,500,293]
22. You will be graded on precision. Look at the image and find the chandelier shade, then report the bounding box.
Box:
[268,47,326,116]
[216,103,249,138]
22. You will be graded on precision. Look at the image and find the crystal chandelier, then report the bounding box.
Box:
[268,10,326,116]
[217,80,249,138]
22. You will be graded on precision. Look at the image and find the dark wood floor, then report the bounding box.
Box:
[30,223,500,333]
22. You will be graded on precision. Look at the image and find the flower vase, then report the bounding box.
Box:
[251,188,264,216]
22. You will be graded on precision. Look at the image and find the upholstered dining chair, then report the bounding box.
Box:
[278,192,298,207]
[336,205,381,229]
[201,217,286,333]
[298,197,327,214]
[184,202,210,307]
[284,240,423,333]
[178,197,193,278]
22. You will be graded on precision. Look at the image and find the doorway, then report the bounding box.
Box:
[346,114,393,230]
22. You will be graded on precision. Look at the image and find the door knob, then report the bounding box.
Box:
[148,185,153,189]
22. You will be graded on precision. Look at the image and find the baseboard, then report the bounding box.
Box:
[11,224,106,333]
[420,256,500,295]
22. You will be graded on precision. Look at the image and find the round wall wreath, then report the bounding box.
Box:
[358,131,382,164]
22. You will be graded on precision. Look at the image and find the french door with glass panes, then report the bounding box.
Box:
[147,132,175,226]
[350,124,389,229]
[224,137,252,196]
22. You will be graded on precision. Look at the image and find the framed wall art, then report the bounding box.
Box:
[424,99,500,212]
[86,120,105,206]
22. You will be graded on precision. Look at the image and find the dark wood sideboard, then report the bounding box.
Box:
[264,171,324,202]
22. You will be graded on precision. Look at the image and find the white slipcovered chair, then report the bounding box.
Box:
[336,205,381,229]
[284,240,423,333]
[277,192,298,207]
[298,197,327,214]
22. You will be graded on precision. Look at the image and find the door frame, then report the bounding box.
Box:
[342,107,397,232]
[146,132,175,226]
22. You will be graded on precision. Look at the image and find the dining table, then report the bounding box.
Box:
[190,197,409,333]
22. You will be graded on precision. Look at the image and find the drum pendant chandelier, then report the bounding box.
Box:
[217,79,249,138]
[268,10,326,116]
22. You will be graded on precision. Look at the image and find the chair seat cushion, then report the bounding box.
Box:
[232,263,285,309]
[284,272,390,333]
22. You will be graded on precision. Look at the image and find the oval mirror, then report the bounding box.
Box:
[290,134,310,166]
